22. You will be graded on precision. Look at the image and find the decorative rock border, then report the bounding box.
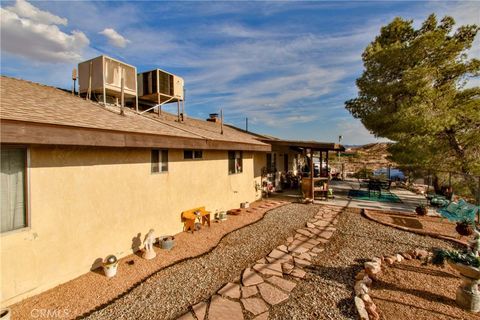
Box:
[362,209,468,247]
[178,206,344,320]
[353,248,432,320]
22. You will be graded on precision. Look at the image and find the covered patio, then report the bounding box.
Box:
[256,137,344,201]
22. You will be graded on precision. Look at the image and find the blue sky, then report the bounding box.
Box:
[1,1,479,145]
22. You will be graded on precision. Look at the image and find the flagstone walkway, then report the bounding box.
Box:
[177,206,343,320]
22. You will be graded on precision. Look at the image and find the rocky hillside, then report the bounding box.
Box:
[341,143,395,175]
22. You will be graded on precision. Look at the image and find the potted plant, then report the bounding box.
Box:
[456,219,474,237]
[103,255,118,278]
[159,236,175,250]
[415,204,428,215]
[0,308,11,320]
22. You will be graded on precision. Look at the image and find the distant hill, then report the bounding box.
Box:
[341,142,395,174]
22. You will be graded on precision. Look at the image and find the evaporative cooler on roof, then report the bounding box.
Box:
[78,55,137,102]
[137,69,184,104]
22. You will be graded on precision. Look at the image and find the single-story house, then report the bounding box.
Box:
[0,76,270,306]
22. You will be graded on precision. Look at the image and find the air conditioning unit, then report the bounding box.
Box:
[137,69,184,104]
[78,55,137,100]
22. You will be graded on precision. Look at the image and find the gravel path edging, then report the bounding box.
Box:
[353,248,433,320]
[362,209,468,247]
[78,201,289,319]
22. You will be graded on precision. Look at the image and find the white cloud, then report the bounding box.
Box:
[6,0,67,26]
[336,119,391,145]
[0,1,89,63]
[99,28,130,48]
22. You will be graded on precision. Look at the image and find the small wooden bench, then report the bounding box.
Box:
[181,207,211,233]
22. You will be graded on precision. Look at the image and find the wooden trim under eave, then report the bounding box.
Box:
[0,120,271,152]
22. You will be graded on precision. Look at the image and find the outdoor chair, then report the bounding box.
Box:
[437,199,478,223]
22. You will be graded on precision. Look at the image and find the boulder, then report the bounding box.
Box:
[354,296,370,320]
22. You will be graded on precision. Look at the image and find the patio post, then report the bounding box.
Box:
[310,149,314,200]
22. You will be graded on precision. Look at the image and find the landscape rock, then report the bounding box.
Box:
[413,249,429,259]
[401,253,413,260]
[354,296,369,320]
[354,281,369,296]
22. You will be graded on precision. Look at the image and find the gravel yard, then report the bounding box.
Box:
[85,204,318,320]
[268,208,460,320]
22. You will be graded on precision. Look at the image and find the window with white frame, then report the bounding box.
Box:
[1,147,27,233]
[151,149,168,173]
[184,150,203,160]
[228,151,243,174]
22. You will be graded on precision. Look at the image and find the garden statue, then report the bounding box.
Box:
[468,229,480,257]
[142,229,156,260]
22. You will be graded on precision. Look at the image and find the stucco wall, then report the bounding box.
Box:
[1,146,264,306]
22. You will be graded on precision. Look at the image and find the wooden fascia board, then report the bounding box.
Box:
[0,119,271,152]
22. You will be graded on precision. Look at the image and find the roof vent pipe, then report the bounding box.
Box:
[221,109,224,135]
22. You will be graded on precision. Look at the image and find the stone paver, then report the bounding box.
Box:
[294,257,311,267]
[291,268,306,279]
[296,229,313,237]
[253,312,269,320]
[282,263,294,274]
[265,276,297,292]
[241,298,268,315]
[218,282,241,299]
[242,285,258,298]
[177,312,195,320]
[208,295,244,320]
[242,268,264,286]
[314,220,332,227]
[268,249,293,262]
[180,206,342,319]
[295,252,312,261]
[192,301,207,320]
[311,247,325,253]
[253,263,283,277]
[258,283,289,305]
[287,245,309,254]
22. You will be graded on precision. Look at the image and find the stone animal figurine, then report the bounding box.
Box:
[143,229,157,260]
[468,229,480,257]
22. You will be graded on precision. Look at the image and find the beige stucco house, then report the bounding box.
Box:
[0,76,270,306]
